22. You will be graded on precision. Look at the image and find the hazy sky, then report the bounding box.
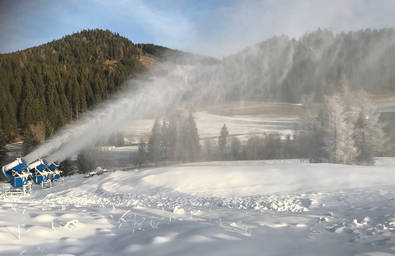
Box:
[1,0,395,57]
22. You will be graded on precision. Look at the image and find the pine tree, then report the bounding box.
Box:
[352,91,385,164]
[175,113,201,162]
[167,116,178,160]
[230,137,242,160]
[218,124,229,158]
[185,113,200,161]
[245,136,264,160]
[0,129,7,165]
[263,134,283,159]
[134,139,147,167]
[148,119,161,163]
[203,139,214,161]
[22,128,40,155]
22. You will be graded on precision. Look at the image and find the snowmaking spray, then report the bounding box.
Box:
[2,63,209,193]
[4,0,395,193]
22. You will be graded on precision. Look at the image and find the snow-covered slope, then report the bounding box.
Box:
[1,159,395,255]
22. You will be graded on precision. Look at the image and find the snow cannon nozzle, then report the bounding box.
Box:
[2,158,29,181]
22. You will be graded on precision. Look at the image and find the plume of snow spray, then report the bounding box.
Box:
[24,64,198,163]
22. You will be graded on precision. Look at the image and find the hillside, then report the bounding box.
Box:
[0,29,215,143]
[214,28,395,102]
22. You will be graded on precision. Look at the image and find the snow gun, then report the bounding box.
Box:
[28,159,62,188]
[2,158,32,194]
[2,158,62,194]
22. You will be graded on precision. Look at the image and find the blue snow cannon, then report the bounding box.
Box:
[47,162,61,181]
[2,158,32,190]
[28,159,52,187]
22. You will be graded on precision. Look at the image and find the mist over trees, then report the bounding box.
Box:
[2,28,391,169]
[135,85,385,167]
[143,110,201,165]
[213,28,395,103]
[301,85,385,164]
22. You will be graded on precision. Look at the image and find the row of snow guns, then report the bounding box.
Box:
[2,158,62,189]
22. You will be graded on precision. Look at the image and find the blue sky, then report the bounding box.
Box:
[1,0,395,57]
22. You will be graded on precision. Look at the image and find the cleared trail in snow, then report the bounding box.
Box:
[1,159,395,255]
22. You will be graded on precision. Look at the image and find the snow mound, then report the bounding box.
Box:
[33,214,55,223]
[1,159,395,255]
[137,161,395,197]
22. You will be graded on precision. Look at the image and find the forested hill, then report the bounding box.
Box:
[0,29,215,142]
[218,28,395,102]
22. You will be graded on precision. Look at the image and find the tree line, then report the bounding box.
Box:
[135,110,200,166]
[133,86,386,167]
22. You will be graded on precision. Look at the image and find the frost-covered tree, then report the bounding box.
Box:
[301,85,386,165]
[352,91,385,164]
[322,94,357,164]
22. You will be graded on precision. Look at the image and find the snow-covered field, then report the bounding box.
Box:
[124,102,301,143]
[1,159,395,255]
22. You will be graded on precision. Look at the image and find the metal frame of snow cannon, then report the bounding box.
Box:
[28,159,52,188]
[47,162,63,182]
[1,158,32,195]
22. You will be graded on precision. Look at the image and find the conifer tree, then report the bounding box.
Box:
[135,139,147,167]
[148,119,161,163]
[352,91,385,164]
[175,113,200,162]
[185,113,200,161]
[203,139,214,161]
[218,124,229,158]
[245,136,264,160]
[0,129,7,165]
[230,137,242,160]
[22,128,40,155]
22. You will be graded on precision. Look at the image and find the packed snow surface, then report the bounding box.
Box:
[1,158,395,255]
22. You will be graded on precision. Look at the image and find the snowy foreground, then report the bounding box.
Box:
[1,159,395,256]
